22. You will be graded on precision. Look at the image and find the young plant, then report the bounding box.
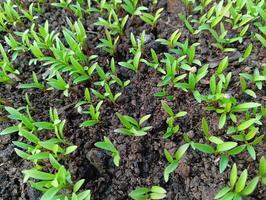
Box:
[94,10,128,35]
[109,58,131,89]
[129,186,167,200]
[158,54,187,87]
[17,71,45,90]
[140,8,164,27]
[240,77,257,98]
[122,0,148,16]
[79,94,103,127]
[95,136,120,167]
[97,29,119,56]
[164,143,190,182]
[47,73,70,97]
[239,44,253,62]
[240,67,266,90]
[161,101,187,139]
[118,50,142,72]
[156,29,181,49]
[114,113,152,136]
[215,163,259,200]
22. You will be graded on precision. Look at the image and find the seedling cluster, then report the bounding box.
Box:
[0,0,265,199]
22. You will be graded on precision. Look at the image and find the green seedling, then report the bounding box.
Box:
[94,9,128,35]
[119,50,142,72]
[215,163,259,200]
[140,8,164,27]
[158,54,187,87]
[95,136,120,167]
[156,29,181,49]
[240,67,266,90]
[239,43,253,62]
[109,58,131,89]
[80,98,103,127]
[129,186,167,200]
[240,77,257,98]
[115,113,152,136]
[47,73,70,97]
[164,143,190,182]
[122,0,148,16]
[17,71,45,90]
[97,29,119,56]
[129,31,145,54]
[21,3,38,22]
[161,101,187,139]
[229,125,263,161]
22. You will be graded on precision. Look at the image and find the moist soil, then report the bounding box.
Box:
[0,1,266,200]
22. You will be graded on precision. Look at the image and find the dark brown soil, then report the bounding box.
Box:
[0,1,265,200]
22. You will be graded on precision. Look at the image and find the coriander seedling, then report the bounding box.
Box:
[215,163,259,199]
[161,101,187,139]
[95,137,120,167]
[164,143,190,182]
[129,186,167,200]
[115,113,152,136]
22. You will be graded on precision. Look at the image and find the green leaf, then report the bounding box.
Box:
[139,114,151,125]
[164,161,178,182]
[65,145,78,155]
[34,122,54,130]
[74,179,85,193]
[80,120,98,127]
[194,143,215,154]
[23,169,55,182]
[219,155,229,173]
[201,117,209,138]
[241,177,259,196]
[40,187,60,200]
[235,169,248,193]
[237,119,256,131]
[218,113,227,129]
[259,156,266,176]
[175,143,189,160]
[247,145,256,160]
[162,101,174,116]
[217,142,237,152]
[129,187,149,200]
[214,186,231,199]
[230,163,237,189]
[217,57,229,74]
[233,103,261,112]
[0,126,19,135]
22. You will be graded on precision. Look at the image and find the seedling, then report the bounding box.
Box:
[17,71,45,90]
[129,186,166,200]
[164,143,190,182]
[122,0,148,16]
[215,163,259,199]
[115,113,152,136]
[95,136,120,167]
[140,8,164,27]
[94,9,128,35]
[240,67,266,90]
[47,73,70,97]
[161,101,187,139]
[80,99,103,127]
[97,29,119,56]
[156,29,181,49]
[118,50,142,72]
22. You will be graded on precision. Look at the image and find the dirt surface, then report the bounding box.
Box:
[0,1,266,200]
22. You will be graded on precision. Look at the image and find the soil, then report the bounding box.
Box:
[0,1,266,200]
